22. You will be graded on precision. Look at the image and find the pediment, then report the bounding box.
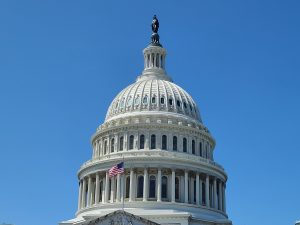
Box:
[83,210,159,225]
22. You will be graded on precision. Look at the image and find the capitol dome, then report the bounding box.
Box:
[105,77,202,123]
[60,16,232,225]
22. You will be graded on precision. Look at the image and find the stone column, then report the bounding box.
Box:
[78,180,82,210]
[116,174,121,202]
[129,168,134,202]
[121,174,124,203]
[218,180,223,211]
[196,173,200,205]
[105,171,109,203]
[184,170,188,203]
[214,177,218,209]
[223,184,226,213]
[124,133,128,151]
[95,173,100,204]
[157,168,162,202]
[171,169,175,202]
[205,175,210,207]
[199,179,203,205]
[143,168,148,202]
[81,178,86,208]
[110,176,115,203]
[87,176,92,206]
[101,177,105,203]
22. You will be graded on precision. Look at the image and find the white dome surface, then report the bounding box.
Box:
[105,78,202,123]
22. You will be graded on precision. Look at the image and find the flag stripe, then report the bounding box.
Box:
[108,162,124,177]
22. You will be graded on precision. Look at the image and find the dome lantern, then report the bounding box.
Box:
[137,16,172,82]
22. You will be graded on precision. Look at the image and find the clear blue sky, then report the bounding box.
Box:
[0,1,299,225]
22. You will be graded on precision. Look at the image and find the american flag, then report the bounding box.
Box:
[108,162,124,177]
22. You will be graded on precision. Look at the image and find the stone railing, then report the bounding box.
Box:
[79,150,224,171]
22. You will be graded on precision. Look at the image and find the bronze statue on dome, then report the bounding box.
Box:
[151,15,159,33]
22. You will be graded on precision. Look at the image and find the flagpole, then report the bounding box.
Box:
[122,154,125,213]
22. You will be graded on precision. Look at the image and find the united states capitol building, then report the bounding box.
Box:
[60,16,232,225]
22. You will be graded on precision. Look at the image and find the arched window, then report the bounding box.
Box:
[143,95,148,105]
[160,97,165,104]
[169,98,173,106]
[111,138,115,153]
[140,135,145,149]
[192,140,195,154]
[104,140,107,155]
[129,135,134,150]
[173,136,177,151]
[126,177,130,198]
[177,100,181,107]
[183,138,187,152]
[199,142,203,157]
[119,136,124,151]
[175,177,180,200]
[149,175,156,198]
[184,102,187,108]
[137,176,144,198]
[151,134,156,149]
[162,135,167,150]
[151,96,156,104]
[162,176,168,199]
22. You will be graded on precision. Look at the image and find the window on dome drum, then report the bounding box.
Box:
[160,97,165,104]
[169,98,173,106]
[162,176,168,199]
[161,55,164,68]
[202,182,206,205]
[162,135,167,150]
[175,177,180,200]
[184,102,187,108]
[150,134,156,149]
[199,142,203,157]
[173,136,177,151]
[151,96,156,104]
[111,138,115,153]
[192,140,195,154]
[177,100,181,107]
[135,96,140,105]
[119,136,124,151]
[125,177,130,198]
[129,135,134,150]
[156,53,159,67]
[104,140,107,155]
[190,105,193,111]
[149,176,156,198]
[206,145,208,158]
[140,135,145,149]
[137,176,144,198]
[183,138,187,152]
[143,95,148,104]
